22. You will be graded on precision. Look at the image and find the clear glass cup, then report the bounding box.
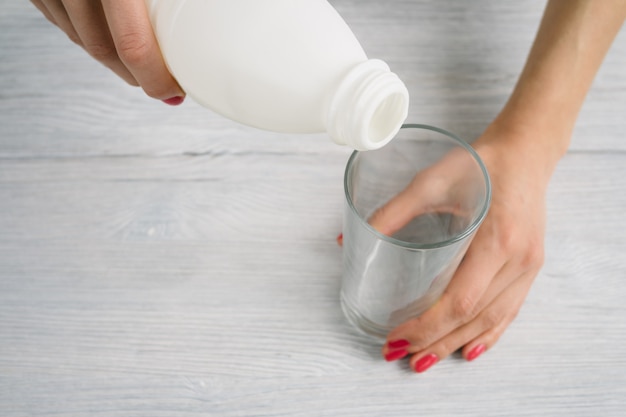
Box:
[340,124,491,339]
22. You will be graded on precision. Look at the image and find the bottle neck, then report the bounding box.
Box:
[326,59,409,150]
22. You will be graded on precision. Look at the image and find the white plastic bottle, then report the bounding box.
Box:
[146,0,409,150]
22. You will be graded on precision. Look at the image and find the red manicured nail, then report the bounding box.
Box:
[466,344,486,361]
[336,233,343,246]
[387,339,411,350]
[414,353,438,373]
[162,96,185,106]
[385,349,408,362]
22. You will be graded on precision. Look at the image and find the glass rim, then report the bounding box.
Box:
[343,123,492,250]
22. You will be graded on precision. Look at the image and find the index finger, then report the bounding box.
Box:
[367,182,427,237]
[101,0,184,100]
[368,148,479,237]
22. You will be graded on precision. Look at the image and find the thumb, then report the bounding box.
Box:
[367,185,425,237]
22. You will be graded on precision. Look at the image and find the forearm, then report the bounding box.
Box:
[493,0,626,168]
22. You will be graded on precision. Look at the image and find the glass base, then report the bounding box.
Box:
[340,293,390,341]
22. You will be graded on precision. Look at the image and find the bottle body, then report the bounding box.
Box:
[146,0,409,150]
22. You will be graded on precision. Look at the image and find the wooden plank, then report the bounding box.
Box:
[1,1,626,416]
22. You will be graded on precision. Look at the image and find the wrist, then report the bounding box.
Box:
[473,116,570,187]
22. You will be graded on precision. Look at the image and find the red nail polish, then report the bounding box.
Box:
[336,233,343,245]
[466,344,486,361]
[385,349,408,362]
[414,353,438,373]
[163,96,185,106]
[387,339,411,350]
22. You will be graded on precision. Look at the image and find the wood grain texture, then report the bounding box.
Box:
[1,1,626,416]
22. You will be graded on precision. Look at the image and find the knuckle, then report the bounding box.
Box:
[496,228,517,254]
[520,241,545,269]
[481,308,503,329]
[450,294,478,322]
[436,339,457,356]
[399,316,435,350]
[403,321,429,347]
[84,41,118,63]
[116,31,151,66]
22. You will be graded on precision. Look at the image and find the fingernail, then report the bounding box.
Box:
[336,233,343,245]
[387,339,411,350]
[385,349,408,362]
[163,96,185,106]
[466,344,486,361]
[414,353,438,373]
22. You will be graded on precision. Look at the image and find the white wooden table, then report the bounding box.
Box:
[2,1,626,416]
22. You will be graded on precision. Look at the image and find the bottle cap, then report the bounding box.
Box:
[327,59,409,150]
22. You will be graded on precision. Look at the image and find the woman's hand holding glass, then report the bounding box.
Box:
[371,122,553,371]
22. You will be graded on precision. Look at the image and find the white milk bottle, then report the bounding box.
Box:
[146,0,409,150]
